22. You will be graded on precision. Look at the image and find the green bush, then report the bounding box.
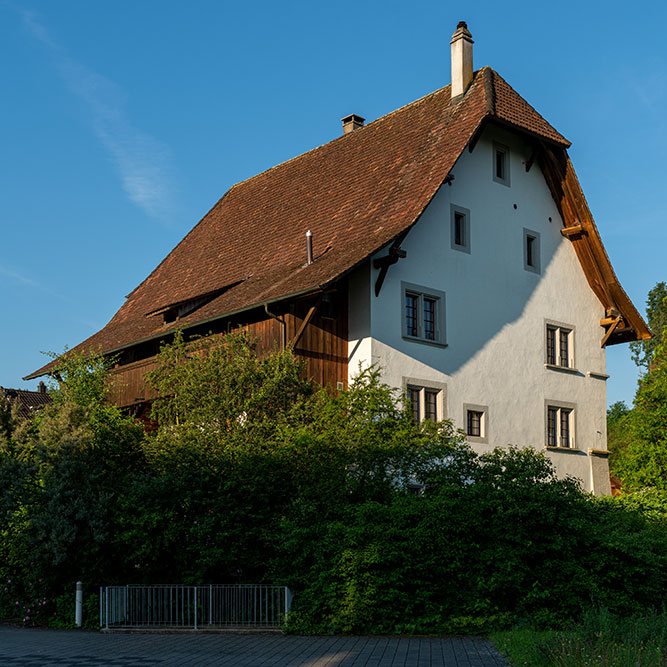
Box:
[1,335,666,634]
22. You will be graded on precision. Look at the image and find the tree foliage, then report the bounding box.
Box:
[630,281,667,369]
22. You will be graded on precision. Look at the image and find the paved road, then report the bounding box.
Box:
[0,626,509,666]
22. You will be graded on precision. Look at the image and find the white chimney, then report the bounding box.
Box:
[450,21,474,98]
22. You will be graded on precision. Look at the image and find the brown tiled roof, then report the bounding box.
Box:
[27,67,574,378]
[1,386,51,420]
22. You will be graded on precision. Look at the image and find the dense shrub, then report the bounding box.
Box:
[1,333,666,632]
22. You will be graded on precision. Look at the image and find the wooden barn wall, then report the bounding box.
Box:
[108,287,348,409]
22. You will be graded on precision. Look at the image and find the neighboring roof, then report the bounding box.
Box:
[1,385,51,419]
[26,66,647,379]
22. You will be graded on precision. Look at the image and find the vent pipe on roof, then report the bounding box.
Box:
[450,21,474,98]
[306,230,313,265]
[341,114,365,135]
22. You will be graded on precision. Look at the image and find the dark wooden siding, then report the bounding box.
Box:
[108,285,348,408]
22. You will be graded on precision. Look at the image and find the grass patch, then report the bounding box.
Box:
[491,608,666,666]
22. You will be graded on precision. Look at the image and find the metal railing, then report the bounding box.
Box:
[100,584,293,630]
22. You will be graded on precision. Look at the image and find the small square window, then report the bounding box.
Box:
[546,402,575,449]
[401,282,446,346]
[405,382,446,423]
[463,403,488,444]
[450,204,471,254]
[545,322,575,369]
[523,228,541,274]
[493,142,510,186]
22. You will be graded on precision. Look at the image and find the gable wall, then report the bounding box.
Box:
[349,125,610,494]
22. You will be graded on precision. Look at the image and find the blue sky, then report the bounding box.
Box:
[1,0,665,408]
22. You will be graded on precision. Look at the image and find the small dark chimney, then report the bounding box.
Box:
[341,114,365,135]
[38,381,46,394]
[306,230,313,265]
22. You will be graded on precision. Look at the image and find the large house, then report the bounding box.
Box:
[27,23,649,495]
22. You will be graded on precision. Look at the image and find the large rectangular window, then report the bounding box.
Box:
[546,402,575,449]
[545,322,574,369]
[401,283,446,346]
[405,381,446,423]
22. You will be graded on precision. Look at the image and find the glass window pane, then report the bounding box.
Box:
[423,298,436,341]
[560,409,570,447]
[424,390,437,422]
[467,410,481,437]
[407,386,420,423]
[547,407,558,446]
[559,330,569,367]
[405,293,419,337]
[546,327,556,365]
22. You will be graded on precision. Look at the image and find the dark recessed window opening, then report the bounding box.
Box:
[496,149,506,181]
[526,235,536,267]
[454,212,466,247]
[523,228,541,273]
[493,143,510,186]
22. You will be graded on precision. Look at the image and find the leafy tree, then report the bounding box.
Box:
[630,281,667,369]
[0,349,144,619]
[612,342,667,491]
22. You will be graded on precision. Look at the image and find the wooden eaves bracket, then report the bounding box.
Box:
[560,221,586,238]
[600,314,623,348]
[373,232,408,297]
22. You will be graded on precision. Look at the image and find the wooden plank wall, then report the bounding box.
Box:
[108,288,348,408]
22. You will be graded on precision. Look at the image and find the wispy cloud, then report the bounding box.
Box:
[21,10,177,222]
[0,262,101,330]
[0,264,40,287]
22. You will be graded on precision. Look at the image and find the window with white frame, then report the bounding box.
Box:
[546,402,575,449]
[523,228,541,273]
[450,204,471,253]
[463,403,488,443]
[401,282,446,345]
[493,142,510,186]
[405,380,446,423]
[546,322,574,368]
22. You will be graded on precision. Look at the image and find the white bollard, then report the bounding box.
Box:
[75,581,83,628]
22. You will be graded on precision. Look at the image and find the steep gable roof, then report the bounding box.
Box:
[26,67,647,379]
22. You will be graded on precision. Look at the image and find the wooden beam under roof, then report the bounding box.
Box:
[538,145,650,346]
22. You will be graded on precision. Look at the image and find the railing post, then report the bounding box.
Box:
[284,587,293,624]
[209,584,212,626]
[105,587,109,630]
[99,586,103,629]
[75,581,83,627]
[194,586,198,630]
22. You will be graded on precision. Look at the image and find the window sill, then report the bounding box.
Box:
[545,445,580,453]
[587,371,610,380]
[588,448,611,457]
[466,435,489,445]
[402,335,448,349]
[545,363,580,375]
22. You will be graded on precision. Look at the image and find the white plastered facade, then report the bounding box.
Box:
[348,124,611,495]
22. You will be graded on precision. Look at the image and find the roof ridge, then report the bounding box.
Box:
[226,82,457,194]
